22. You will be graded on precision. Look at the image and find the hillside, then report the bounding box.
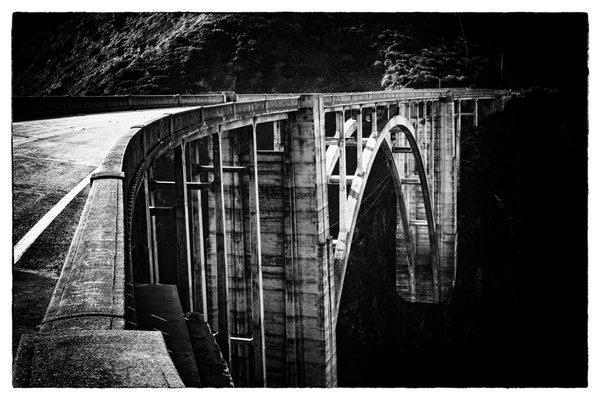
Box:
[13,13,506,96]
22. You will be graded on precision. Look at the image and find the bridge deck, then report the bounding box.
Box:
[12,107,193,250]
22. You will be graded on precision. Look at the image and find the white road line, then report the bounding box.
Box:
[13,172,93,264]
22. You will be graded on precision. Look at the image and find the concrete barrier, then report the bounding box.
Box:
[12,93,231,121]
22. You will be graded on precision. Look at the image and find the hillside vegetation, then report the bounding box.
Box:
[13,13,501,96]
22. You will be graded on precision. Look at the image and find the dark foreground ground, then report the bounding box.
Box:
[337,88,587,387]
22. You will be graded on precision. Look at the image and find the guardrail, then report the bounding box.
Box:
[322,88,512,107]
[12,93,235,121]
[13,89,511,121]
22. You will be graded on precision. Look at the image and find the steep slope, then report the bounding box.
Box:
[13,13,480,96]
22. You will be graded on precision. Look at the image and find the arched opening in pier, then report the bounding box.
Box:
[336,148,400,387]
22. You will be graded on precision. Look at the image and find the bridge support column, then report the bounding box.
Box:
[248,121,267,386]
[272,94,336,387]
[174,143,194,312]
[189,141,208,320]
[436,95,458,298]
[337,109,347,236]
[211,129,232,367]
[142,169,159,283]
[371,105,377,136]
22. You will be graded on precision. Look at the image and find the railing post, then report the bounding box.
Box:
[212,127,232,367]
[174,142,194,312]
[249,120,267,387]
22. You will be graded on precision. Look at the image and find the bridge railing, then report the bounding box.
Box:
[13,89,512,121]
[12,93,233,121]
[321,88,512,107]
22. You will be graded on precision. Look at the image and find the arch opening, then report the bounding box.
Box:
[335,147,399,386]
[331,115,442,325]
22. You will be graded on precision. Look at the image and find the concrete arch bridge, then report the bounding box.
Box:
[14,89,511,387]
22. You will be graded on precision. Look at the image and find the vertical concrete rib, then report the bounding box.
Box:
[190,140,208,320]
[212,128,232,367]
[142,172,155,283]
[356,107,363,175]
[338,109,347,236]
[249,121,267,386]
[174,143,193,312]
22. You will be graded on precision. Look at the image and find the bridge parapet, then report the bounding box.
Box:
[12,93,232,121]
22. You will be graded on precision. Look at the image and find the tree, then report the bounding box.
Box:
[379,39,499,89]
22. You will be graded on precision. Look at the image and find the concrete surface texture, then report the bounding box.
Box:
[13,330,184,387]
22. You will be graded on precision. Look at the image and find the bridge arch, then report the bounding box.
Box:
[330,115,441,323]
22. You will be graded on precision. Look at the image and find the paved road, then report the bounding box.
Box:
[12,107,192,246]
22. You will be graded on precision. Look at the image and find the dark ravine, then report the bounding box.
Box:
[336,88,587,387]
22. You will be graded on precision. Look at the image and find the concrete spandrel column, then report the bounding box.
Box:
[174,143,193,313]
[356,108,363,175]
[371,106,377,136]
[276,94,336,387]
[249,121,267,387]
[338,109,346,236]
[211,129,231,368]
[273,120,282,150]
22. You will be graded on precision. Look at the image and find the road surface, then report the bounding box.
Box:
[12,107,192,247]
